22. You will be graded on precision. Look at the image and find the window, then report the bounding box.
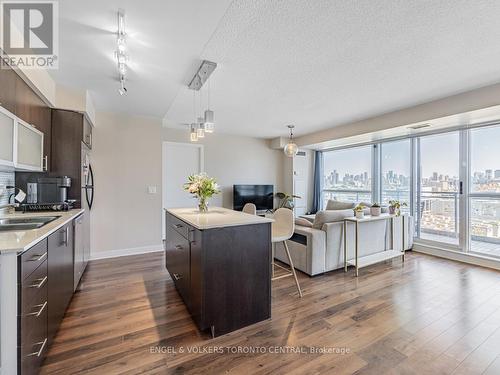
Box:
[469,126,500,257]
[322,145,372,206]
[380,140,410,208]
[416,132,460,245]
[319,125,500,260]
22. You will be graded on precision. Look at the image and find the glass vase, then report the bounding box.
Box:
[198,197,208,213]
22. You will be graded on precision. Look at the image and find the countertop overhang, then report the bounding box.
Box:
[0,209,85,253]
[166,207,273,230]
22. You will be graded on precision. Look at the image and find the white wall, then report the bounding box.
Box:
[90,112,163,258]
[161,128,285,208]
[90,116,285,258]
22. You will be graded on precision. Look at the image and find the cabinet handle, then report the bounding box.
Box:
[172,224,183,229]
[26,301,47,317]
[43,155,48,171]
[29,275,47,289]
[173,273,182,281]
[26,338,47,357]
[174,245,183,250]
[28,252,47,262]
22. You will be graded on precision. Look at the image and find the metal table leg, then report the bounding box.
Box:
[402,215,405,262]
[355,221,359,277]
[344,220,347,272]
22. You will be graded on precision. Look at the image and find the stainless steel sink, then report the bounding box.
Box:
[0,216,60,231]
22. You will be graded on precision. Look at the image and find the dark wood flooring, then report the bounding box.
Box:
[40,251,500,375]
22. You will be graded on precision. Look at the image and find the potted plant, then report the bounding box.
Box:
[183,173,220,212]
[354,204,365,219]
[276,192,301,210]
[370,203,381,216]
[388,200,407,216]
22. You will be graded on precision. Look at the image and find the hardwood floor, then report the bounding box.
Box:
[40,251,500,375]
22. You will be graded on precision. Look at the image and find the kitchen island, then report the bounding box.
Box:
[165,207,273,337]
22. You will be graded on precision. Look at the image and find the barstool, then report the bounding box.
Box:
[271,208,302,298]
[242,203,257,215]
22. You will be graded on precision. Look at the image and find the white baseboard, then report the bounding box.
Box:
[90,244,164,261]
[413,242,500,271]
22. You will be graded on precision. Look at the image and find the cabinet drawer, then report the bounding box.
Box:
[168,214,191,240]
[20,239,48,281]
[20,302,48,375]
[20,276,48,343]
[165,227,190,304]
[20,259,47,311]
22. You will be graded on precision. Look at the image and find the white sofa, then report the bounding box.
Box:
[274,203,414,276]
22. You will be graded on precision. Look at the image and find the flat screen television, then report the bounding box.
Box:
[233,185,274,211]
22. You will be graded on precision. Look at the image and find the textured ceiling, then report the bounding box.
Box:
[52,1,500,138]
[165,0,500,138]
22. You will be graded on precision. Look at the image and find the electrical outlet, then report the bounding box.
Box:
[147,185,157,194]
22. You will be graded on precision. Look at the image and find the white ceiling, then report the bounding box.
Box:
[53,1,500,139]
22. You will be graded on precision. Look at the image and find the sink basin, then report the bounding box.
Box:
[0,216,59,231]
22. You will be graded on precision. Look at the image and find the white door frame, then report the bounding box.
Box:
[161,142,204,239]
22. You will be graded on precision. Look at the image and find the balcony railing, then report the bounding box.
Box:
[419,191,459,240]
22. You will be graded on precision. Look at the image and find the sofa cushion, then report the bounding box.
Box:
[312,209,354,229]
[325,200,355,210]
[295,217,313,227]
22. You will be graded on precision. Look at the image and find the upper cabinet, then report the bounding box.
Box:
[0,64,51,172]
[16,119,44,171]
[0,105,44,172]
[0,107,15,169]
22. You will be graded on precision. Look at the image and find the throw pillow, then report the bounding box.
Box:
[325,200,355,210]
[312,209,354,229]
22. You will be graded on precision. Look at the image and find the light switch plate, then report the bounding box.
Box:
[147,185,157,194]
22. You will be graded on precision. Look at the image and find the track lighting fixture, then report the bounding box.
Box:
[115,10,129,96]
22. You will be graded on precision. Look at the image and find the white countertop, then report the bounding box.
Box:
[166,207,274,230]
[0,209,85,254]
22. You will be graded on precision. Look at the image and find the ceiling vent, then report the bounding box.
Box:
[408,123,431,130]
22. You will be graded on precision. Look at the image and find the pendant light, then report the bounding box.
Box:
[204,78,215,133]
[284,125,299,157]
[190,91,199,142]
[197,117,205,138]
[190,124,198,142]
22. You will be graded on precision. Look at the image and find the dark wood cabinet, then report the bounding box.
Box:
[47,222,74,346]
[17,240,48,375]
[16,217,83,374]
[0,66,17,114]
[51,109,91,207]
[165,212,271,337]
[1,63,52,174]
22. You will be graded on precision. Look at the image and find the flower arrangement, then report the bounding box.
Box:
[183,173,220,212]
[354,203,365,219]
[388,200,407,216]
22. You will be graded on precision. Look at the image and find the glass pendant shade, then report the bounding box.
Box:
[197,123,205,138]
[204,109,214,125]
[190,124,198,142]
[205,123,214,133]
[284,142,299,157]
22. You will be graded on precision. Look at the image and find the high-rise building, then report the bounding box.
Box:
[495,170,500,179]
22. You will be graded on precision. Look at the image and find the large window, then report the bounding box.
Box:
[323,145,372,206]
[381,140,410,208]
[417,132,460,245]
[320,125,500,260]
[469,126,500,257]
